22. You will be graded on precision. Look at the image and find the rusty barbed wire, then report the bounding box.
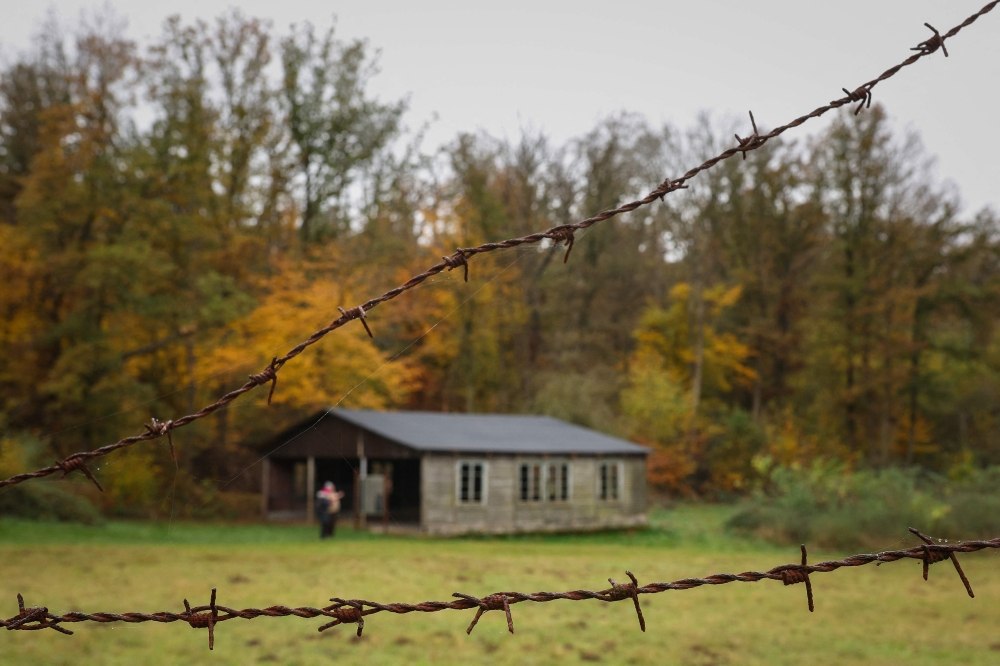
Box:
[2,529,993,649]
[0,2,996,493]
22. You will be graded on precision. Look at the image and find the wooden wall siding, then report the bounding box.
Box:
[266,459,298,512]
[420,455,647,535]
[266,416,418,460]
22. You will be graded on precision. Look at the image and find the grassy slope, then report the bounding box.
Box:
[1,505,998,665]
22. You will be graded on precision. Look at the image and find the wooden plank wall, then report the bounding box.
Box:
[421,454,648,535]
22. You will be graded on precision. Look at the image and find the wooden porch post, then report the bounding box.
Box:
[353,468,361,530]
[306,456,316,521]
[260,458,270,519]
[382,474,391,533]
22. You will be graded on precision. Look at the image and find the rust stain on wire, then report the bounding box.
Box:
[2,532,995,648]
[0,2,997,494]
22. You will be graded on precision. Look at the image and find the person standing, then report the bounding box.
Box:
[315,481,344,539]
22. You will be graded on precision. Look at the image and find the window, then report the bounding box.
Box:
[520,463,542,501]
[458,461,485,503]
[521,462,569,502]
[547,463,570,501]
[599,462,620,501]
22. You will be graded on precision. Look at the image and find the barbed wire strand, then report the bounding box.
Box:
[0,4,995,493]
[2,529,991,648]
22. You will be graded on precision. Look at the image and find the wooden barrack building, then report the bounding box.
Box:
[260,409,649,535]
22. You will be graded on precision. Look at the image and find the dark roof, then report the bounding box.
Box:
[329,409,649,456]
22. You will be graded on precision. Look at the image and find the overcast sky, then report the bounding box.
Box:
[3,0,998,215]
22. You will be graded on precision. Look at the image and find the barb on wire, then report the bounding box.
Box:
[545,227,576,263]
[317,598,368,636]
[182,588,219,650]
[3,531,997,648]
[734,111,765,159]
[145,419,175,463]
[913,23,949,57]
[839,86,872,115]
[655,177,689,202]
[54,455,103,492]
[780,545,815,612]
[1,1,996,493]
[248,357,281,407]
[442,248,471,282]
[455,593,514,635]
[338,306,373,339]
[909,527,974,597]
[603,571,645,631]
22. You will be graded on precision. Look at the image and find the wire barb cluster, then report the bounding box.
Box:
[53,455,103,492]
[913,23,949,57]
[780,545,815,612]
[0,3,996,499]
[3,531,997,649]
[441,249,471,282]
[839,86,873,116]
[734,111,765,159]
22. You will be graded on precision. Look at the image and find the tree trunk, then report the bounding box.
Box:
[300,156,313,244]
[216,392,228,478]
[186,340,196,416]
[844,246,858,452]
[752,350,762,423]
[905,351,920,465]
[688,283,706,443]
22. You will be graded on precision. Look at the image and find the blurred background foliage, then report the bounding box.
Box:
[728,460,1000,549]
[2,10,1000,530]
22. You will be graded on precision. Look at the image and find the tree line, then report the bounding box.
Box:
[1,11,998,511]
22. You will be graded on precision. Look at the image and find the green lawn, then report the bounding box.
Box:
[2,505,998,665]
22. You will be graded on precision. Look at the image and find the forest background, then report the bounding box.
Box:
[2,11,1000,518]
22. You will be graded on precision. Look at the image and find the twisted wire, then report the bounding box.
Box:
[3,532,995,648]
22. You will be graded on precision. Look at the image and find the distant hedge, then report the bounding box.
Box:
[727,461,1000,550]
[0,482,104,525]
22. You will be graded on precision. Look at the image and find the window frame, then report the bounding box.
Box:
[519,461,571,503]
[455,459,489,505]
[598,461,623,502]
[519,462,542,502]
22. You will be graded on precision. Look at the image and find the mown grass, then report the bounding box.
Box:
[2,505,1000,665]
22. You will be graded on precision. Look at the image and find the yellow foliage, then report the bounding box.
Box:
[96,445,163,516]
[621,358,688,444]
[624,282,758,493]
[0,435,33,479]
[199,260,419,413]
[631,283,755,396]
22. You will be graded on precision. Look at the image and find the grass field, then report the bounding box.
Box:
[2,505,1000,665]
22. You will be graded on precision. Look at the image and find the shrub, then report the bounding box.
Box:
[727,461,1000,550]
[0,482,104,525]
[1,432,103,524]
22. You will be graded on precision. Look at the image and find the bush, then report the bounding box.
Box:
[1,432,103,524]
[0,482,104,525]
[936,468,1000,539]
[727,461,1000,550]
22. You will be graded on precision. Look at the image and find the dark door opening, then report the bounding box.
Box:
[315,458,359,513]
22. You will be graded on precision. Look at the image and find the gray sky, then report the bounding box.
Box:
[3,0,998,215]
